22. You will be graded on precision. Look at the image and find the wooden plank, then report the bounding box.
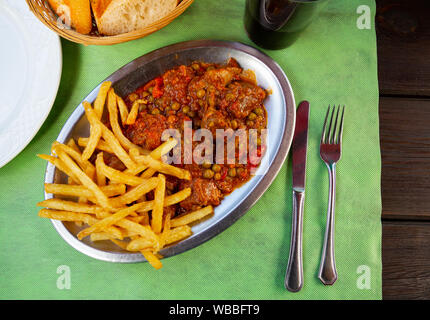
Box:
[376,0,430,96]
[380,97,430,220]
[382,221,430,299]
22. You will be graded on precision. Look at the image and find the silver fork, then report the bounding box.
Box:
[318,105,345,285]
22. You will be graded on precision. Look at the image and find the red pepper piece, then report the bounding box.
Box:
[152,77,164,98]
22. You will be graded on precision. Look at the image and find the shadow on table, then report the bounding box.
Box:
[33,39,81,140]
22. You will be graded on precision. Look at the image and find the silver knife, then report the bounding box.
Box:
[285,100,310,292]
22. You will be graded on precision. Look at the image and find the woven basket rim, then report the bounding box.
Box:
[26,0,194,45]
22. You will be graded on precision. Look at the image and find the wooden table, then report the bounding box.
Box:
[377,0,430,299]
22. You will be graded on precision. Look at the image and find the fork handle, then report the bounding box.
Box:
[318,163,338,285]
[285,190,304,292]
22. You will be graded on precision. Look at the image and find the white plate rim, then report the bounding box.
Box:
[0,0,62,168]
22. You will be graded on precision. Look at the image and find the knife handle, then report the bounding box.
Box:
[285,190,305,292]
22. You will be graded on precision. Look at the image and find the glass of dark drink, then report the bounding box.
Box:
[244,0,328,50]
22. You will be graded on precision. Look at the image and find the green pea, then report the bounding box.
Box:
[196,89,206,98]
[202,161,212,169]
[212,164,221,172]
[172,102,180,110]
[203,169,214,179]
[254,107,264,116]
[182,106,190,114]
[228,168,237,177]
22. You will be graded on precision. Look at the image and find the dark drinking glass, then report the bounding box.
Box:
[244,0,328,50]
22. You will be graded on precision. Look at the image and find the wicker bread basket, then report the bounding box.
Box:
[26,0,194,45]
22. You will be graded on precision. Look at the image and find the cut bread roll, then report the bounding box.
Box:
[90,0,178,36]
[47,0,92,34]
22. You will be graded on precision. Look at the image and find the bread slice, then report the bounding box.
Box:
[90,0,178,36]
[47,0,92,34]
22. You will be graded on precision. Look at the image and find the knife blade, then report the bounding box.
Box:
[292,101,310,191]
[285,100,310,292]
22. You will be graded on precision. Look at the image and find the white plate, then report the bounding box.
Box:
[0,0,62,167]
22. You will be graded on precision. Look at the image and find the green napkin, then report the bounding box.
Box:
[0,0,381,299]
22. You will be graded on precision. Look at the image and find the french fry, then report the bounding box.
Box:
[90,227,141,241]
[159,213,171,249]
[126,99,147,125]
[96,152,145,186]
[110,239,130,250]
[125,138,177,176]
[141,250,163,270]
[37,154,79,184]
[95,154,106,186]
[89,231,130,251]
[78,137,114,154]
[140,168,156,179]
[126,224,191,250]
[67,138,81,153]
[44,183,125,198]
[83,101,136,170]
[171,206,214,228]
[151,174,165,234]
[77,201,150,240]
[116,94,129,126]
[126,237,154,252]
[94,210,158,243]
[39,209,123,240]
[140,211,150,226]
[93,81,111,119]
[107,88,144,153]
[129,148,140,162]
[52,143,96,183]
[37,198,103,214]
[82,123,102,161]
[55,148,111,208]
[108,177,159,207]
[150,138,177,160]
[84,165,96,182]
[128,216,147,224]
[135,155,191,180]
[164,225,192,245]
[90,232,115,241]
[135,188,191,214]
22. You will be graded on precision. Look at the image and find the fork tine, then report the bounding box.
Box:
[326,105,335,144]
[337,105,345,145]
[321,105,331,144]
[330,105,341,144]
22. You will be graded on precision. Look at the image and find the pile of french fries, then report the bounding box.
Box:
[37,81,214,269]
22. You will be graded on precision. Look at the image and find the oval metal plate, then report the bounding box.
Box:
[44,40,296,263]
